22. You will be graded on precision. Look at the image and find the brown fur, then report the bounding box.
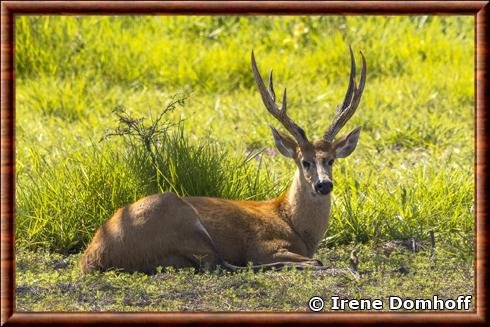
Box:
[80,146,344,274]
[80,193,227,273]
[80,54,364,274]
[79,128,362,273]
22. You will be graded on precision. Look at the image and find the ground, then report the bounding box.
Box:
[16,243,474,311]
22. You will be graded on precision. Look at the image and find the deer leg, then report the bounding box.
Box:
[155,195,233,272]
[272,250,323,266]
[221,251,325,273]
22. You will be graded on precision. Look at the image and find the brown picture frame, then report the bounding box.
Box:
[1,1,488,325]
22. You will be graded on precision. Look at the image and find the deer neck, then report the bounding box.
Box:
[281,170,331,256]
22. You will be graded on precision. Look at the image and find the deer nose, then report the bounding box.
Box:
[315,181,333,195]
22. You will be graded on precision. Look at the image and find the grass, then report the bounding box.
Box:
[16,244,474,312]
[15,16,474,311]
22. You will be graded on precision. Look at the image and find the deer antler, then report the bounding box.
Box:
[251,51,309,147]
[324,47,366,143]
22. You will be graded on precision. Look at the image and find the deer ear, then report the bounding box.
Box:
[270,126,296,158]
[333,126,361,158]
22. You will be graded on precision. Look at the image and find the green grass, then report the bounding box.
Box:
[15,16,474,311]
[16,244,474,311]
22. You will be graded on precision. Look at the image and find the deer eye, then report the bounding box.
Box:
[327,159,335,166]
[302,160,311,169]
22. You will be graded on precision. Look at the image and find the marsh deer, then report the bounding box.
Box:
[80,48,366,274]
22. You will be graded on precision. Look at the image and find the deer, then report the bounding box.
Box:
[80,47,366,274]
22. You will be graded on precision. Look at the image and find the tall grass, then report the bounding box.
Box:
[16,120,282,253]
[15,16,474,258]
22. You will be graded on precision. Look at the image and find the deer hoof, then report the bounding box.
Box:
[307,259,323,267]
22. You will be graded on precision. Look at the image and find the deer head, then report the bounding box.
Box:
[251,47,366,196]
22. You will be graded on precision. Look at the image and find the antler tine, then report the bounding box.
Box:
[324,49,366,142]
[350,51,367,112]
[339,46,356,112]
[251,51,308,146]
[269,71,276,102]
